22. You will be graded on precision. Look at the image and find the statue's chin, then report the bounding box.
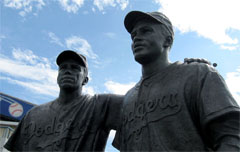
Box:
[61,84,77,92]
[134,55,151,65]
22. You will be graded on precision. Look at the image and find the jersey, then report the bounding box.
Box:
[113,61,240,151]
[4,94,123,151]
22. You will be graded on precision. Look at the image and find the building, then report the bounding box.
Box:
[0,92,36,151]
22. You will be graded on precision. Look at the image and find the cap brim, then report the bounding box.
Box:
[56,50,86,67]
[124,11,160,33]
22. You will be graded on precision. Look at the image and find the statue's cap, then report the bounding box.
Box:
[124,11,174,38]
[56,50,88,68]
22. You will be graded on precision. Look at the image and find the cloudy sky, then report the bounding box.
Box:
[1,0,240,151]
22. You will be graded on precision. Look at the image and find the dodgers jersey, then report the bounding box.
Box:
[114,61,239,151]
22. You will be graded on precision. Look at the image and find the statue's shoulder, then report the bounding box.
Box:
[180,61,217,73]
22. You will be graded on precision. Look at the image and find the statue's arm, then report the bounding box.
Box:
[206,112,240,151]
[105,94,124,130]
[193,66,240,151]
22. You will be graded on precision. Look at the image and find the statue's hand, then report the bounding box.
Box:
[184,58,217,67]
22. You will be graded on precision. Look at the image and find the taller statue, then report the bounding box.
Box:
[113,11,240,151]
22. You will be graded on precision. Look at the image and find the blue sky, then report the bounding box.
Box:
[1,0,240,151]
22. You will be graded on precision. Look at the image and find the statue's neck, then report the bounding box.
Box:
[58,88,82,105]
[142,57,171,78]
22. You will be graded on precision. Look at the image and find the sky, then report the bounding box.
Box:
[1,0,240,151]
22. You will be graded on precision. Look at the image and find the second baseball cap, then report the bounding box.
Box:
[56,50,88,68]
[124,11,174,38]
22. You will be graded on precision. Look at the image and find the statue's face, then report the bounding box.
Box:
[57,59,86,91]
[130,20,166,64]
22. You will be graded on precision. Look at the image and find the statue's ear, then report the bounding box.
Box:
[163,36,173,48]
[82,77,89,85]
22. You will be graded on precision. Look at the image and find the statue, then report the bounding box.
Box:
[4,50,123,151]
[113,11,240,151]
[4,50,213,151]
[4,18,221,152]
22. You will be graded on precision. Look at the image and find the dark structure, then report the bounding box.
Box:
[4,50,123,151]
[113,11,240,151]
[3,49,213,151]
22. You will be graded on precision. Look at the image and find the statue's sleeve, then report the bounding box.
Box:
[104,94,124,130]
[4,115,27,151]
[112,127,121,150]
[195,68,240,151]
[95,94,123,130]
[196,69,239,128]
[206,112,240,151]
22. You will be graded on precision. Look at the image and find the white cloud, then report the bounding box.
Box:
[154,0,240,50]
[0,48,59,97]
[0,76,59,97]
[12,48,44,65]
[65,36,98,59]
[109,130,116,139]
[104,81,136,95]
[94,0,115,11]
[116,0,128,10]
[47,33,99,64]
[226,66,240,105]
[82,86,95,95]
[59,0,84,13]
[220,45,239,51]
[104,32,116,39]
[4,0,45,17]
[48,32,64,47]
[1,48,55,80]
[93,0,129,11]
[4,0,128,15]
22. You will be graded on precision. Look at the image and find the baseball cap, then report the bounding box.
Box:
[56,50,88,68]
[124,11,174,38]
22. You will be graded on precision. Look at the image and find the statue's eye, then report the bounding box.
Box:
[141,27,153,34]
[59,64,67,70]
[131,31,136,40]
[72,64,81,71]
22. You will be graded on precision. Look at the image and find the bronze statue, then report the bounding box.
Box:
[113,11,240,151]
[4,50,213,151]
[4,15,223,151]
[4,50,123,151]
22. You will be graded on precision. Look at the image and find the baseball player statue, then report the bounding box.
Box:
[4,50,215,151]
[4,49,213,151]
[4,50,123,151]
[113,11,240,151]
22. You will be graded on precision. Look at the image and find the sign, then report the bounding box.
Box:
[0,92,36,121]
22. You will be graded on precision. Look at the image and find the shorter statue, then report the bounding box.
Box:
[113,11,240,151]
[4,50,123,151]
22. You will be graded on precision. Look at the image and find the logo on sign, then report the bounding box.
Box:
[9,102,24,117]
